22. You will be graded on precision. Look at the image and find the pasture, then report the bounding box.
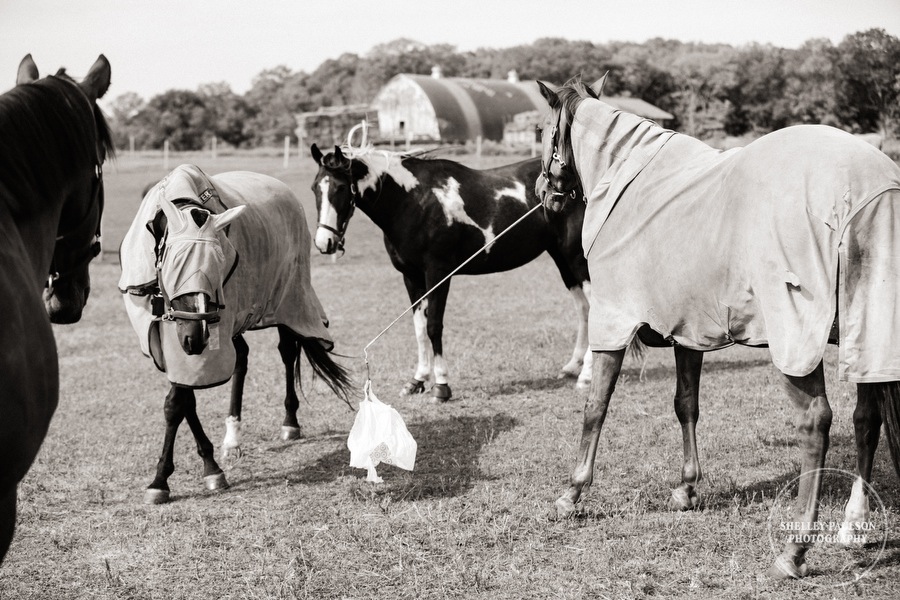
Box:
[0,150,897,599]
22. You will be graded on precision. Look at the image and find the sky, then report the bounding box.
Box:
[2,0,899,106]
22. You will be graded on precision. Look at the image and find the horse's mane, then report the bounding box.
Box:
[0,73,115,215]
[557,77,600,121]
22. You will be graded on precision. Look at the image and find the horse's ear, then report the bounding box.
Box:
[79,54,111,101]
[591,72,608,96]
[333,146,344,162]
[212,205,246,231]
[311,143,323,165]
[16,54,38,85]
[158,195,186,233]
[537,80,560,109]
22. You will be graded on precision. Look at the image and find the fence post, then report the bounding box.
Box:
[211,136,217,160]
[163,139,169,170]
[283,136,290,168]
[129,135,135,156]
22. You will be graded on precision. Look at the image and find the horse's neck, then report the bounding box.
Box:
[355,155,421,230]
[571,100,671,193]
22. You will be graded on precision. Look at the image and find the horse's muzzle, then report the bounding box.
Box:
[43,285,88,324]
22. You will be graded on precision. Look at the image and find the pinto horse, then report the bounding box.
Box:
[120,165,352,504]
[536,78,900,580]
[0,54,112,564]
[311,145,590,402]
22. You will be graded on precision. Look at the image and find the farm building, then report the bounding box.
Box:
[294,104,379,147]
[371,68,674,144]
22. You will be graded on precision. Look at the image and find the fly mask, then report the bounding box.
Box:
[156,194,244,351]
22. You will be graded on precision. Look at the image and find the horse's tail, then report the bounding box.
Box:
[627,338,647,363]
[860,381,900,480]
[296,337,354,405]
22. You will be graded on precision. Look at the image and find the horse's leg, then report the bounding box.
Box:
[670,346,704,510]
[769,362,832,580]
[545,247,590,379]
[424,274,452,402]
[837,384,882,545]
[222,334,249,459]
[277,325,303,441]
[558,284,590,377]
[183,390,229,492]
[556,349,626,516]
[145,384,190,504]
[399,274,430,396]
[0,485,15,564]
[576,282,593,390]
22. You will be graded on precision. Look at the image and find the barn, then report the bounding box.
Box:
[371,68,674,144]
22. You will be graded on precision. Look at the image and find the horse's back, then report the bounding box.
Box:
[587,123,900,380]
[207,171,328,343]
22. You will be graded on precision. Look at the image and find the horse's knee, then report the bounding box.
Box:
[802,396,833,435]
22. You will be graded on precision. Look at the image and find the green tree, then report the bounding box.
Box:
[834,28,900,136]
[783,39,838,127]
[244,66,310,146]
[106,91,147,149]
[140,89,211,150]
[198,82,256,148]
[723,44,790,135]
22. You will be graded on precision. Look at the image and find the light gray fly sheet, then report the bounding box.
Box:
[571,100,900,382]
[119,164,333,387]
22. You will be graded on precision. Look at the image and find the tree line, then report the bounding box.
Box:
[107,28,900,151]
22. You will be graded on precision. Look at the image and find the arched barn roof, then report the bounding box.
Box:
[372,73,673,143]
[373,73,547,143]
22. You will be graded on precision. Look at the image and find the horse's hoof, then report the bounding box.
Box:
[558,363,582,379]
[143,488,170,505]
[575,377,591,391]
[204,472,230,491]
[430,383,452,403]
[400,378,426,396]
[670,486,700,511]
[836,522,868,546]
[555,496,577,519]
[767,554,808,580]
[280,425,302,441]
[221,445,243,460]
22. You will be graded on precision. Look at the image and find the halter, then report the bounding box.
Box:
[540,105,579,201]
[46,163,104,292]
[151,206,228,325]
[316,174,359,254]
[46,74,107,293]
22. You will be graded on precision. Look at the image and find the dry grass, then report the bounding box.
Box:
[0,151,898,599]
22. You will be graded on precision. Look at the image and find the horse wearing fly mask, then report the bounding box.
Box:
[120,165,352,504]
[0,54,112,564]
[311,145,591,402]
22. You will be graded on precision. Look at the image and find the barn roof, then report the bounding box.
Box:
[372,73,673,143]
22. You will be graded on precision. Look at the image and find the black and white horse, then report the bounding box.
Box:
[311,145,591,402]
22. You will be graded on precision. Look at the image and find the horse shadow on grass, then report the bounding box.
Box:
[235,413,520,501]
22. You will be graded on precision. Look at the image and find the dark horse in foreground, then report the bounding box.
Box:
[311,145,590,402]
[120,165,352,504]
[0,55,112,564]
[536,78,900,580]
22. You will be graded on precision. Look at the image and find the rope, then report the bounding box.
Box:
[363,201,545,381]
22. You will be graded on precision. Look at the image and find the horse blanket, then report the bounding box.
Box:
[119,164,333,388]
[573,101,900,382]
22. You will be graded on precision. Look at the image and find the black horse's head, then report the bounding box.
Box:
[14,54,114,324]
[310,143,369,255]
[156,195,244,355]
[535,76,601,213]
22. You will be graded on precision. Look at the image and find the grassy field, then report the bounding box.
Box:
[0,150,898,599]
